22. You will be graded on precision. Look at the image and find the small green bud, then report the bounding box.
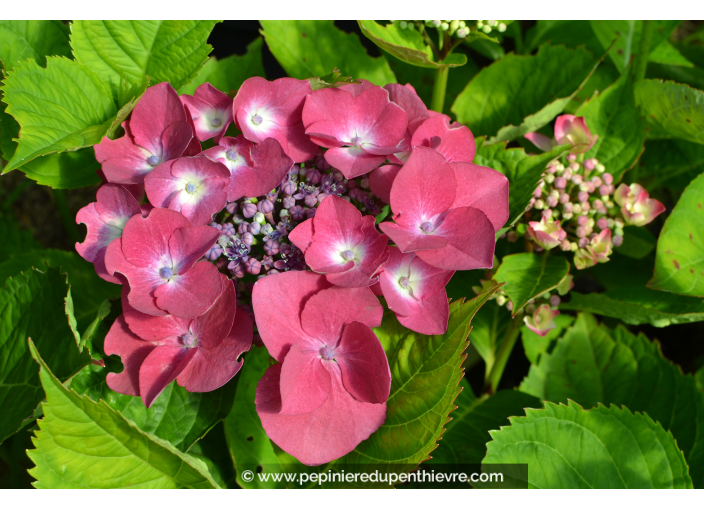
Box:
[399,21,408,29]
[482,24,492,34]
[498,23,507,32]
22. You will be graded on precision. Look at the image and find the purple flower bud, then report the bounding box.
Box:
[279,242,292,254]
[613,234,623,247]
[266,190,279,201]
[205,244,223,261]
[584,158,596,171]
[578,191,589,203]
[603,173,613,185]
[218,223,233,237]
[578,237,589,248]
[289,205,305,222]
[209,221,223,231]
[245,258,262,275]
[264,239,280,255]
[238,222,250,235]
[549,295,561,307]
[267,269,281,276]
[559,192,570,204]
[226,202,238,214]
[242,202,257,218]
[576,226,588,238]
[242,232,254,245]
[555,177,567,189]
[360,177,370,189]
[596,217,609,229]
[249,222,261,235]
[273,260,287,270]
[347,180,359,190]
[577,215,589,226]
[228,261,246,279]
[304,194,318,207]
[282,180,297,195]
[599,184,611,197]
[546,195,558,208]
[306,168,322,184]
[283,196,295,209]
[258,199,275,214]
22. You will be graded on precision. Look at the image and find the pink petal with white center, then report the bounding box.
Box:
[378,221,449,252]
[145,156,230,226]
[384,83,428,134]
[369,164,401,204]
[413,207,496,271]
[252,271,331,361]
[388,146,456,226]
[94,183,143,226]
[233,77,317,163]
[299,286,383,346]
[189,274,237,349]
[94,122,156,185]
[181,103,203,157]
[338,79,376,97]
[93,245,122,284]
[154,260,223,319]
[121,283,189,341]
[323,147,388,179]
[279,344,331,415]
[396,289,449,335]
[335,321,390,404]
[411,115,476,164]
[181,83,233,142]
[120,208,190,269]
[104,315,158,397]
[256,361,387,466]
[524,132,555,153]
[168,224,220,274]
[451,161,510,231]
[289,218,315,253]
[75,203,123,263]
[177,308,253,392]
[139,345,198,408]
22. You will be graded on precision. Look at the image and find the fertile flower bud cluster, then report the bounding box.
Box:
[391,20,506,39]
[77,76,507,465]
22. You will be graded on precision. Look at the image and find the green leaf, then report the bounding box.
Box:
[0,20,71,70]
[474,139,569,227]
[13,147,101,189]
[26,340,220,488]
[576,66,646,180]
[589,21,680,71]
[521,313,574,365]
[357,20,466,70]
[649,172,704,297]
[178,37,266,96]
[493,253,570,314]
[649,40,694,67]
[1,57,117,171]
[635,79,704,146]
[452,44,598,144]
[483,400,692,488]
[428,388,541,465]
[524,20,604,56]
[69,364,236,452]
[613,226,656,259]
[260,20,396,85]
[520,313,704,487]
[224,345,286,489]
[0,267,92,443]
[0,96,19,161]
[0,211,41,262]
[561,287,704,327]
[70,20,218,100]
[0,249,120,333]
[639,139,704,189]
[466,300,511,371]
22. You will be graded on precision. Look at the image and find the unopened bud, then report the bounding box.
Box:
[498,23,507,32]
[559,193,570,204]
[482,24,491,33]
[596,163,606,174]
[549,295,561,307]
[555,177,567,189]
[545,173,555,184]
[613,235,623,247]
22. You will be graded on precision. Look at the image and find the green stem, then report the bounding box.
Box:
[633,20,655,83]
[484,316,522,395]
[53,188,80,244]
[431,65,450,114]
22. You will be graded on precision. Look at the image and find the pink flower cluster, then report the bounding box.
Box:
[77,77,507,465]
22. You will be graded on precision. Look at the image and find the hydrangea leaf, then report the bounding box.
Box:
[15,148,102,188]
[465,300,511,370]
[613,226,656,260]
[0,211,40,262]
[179,37,266,96]
[70,20,218,100]
[575,65,646,181]
[451,44,598,144]
[649,40,694,68]
[561,287,704,327]
[69,364,236,453]
[357,20,469,69]
[524,20,604,56]
[0,20,71,70]
[0,267,92,443]
[0,249,120,333]
[520,313,704,487]
[634,80,704,146]
[260,20,396,85]
[638,139,704,189]
[482,400,692,488]
[427,388,541,466]
[589,21,681,71]
[521,313,574,365]
[1,57,117,172]
[649,172,704,297]
[493,253,570,315]
[25,340,220,488]
[474,139,568,228]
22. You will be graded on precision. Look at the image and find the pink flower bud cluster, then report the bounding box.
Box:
[77,77,508,465]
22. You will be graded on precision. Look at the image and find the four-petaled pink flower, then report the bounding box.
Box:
[574,228,613,270]
[181,83,233,143]
[379,146,509,271]
[377,247,454,335]
[614,183,666,226]
[526,216,567,250]
[232,77,318,163]
[524,304,559,337]
[105,274,253,407]
[252,271,390,466]
[104,208,223,318]
[289,195,389,287]
[144,156,230,226]
[76,183,144,284]
[202,135,293,202]
[95,82,196,184]
[302,84,408,179]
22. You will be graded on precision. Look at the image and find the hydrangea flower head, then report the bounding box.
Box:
[94,82,195,184]
[289,195,389,287]
[252,271,389,465]
[614,183,666,226]
[181,83,233,142]
[105,275,252,407]
[104,208,222,318]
